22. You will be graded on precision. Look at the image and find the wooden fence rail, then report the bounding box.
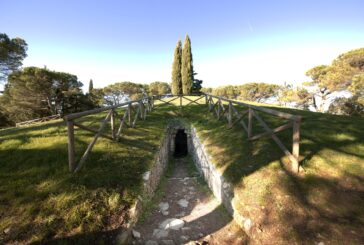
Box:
[64,94,301,173]
[63,96,155,172]
[16,114,61,127]
[205,94,302,172]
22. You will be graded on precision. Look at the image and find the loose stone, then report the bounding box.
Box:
[159,202,169,211]
[180,235,190,241]
[159,218,185,230]
[153,228,169,239]
[145,240,158,245]
[244,218,253,232]
[161,240,175,245]
[176,211,185,217]
[132,229,141,239]
[143,171,151,181]
[177,199,189,208]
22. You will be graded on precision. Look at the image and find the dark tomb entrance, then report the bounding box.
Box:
[174,129,188,158]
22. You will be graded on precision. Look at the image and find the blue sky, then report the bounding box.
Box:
[1,0,363,89]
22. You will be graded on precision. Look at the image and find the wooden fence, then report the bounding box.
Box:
[205,94,302,172]
[63,96,154,172]
[153,94,206,108]
[16,114,61,127]
[64,94,302,173]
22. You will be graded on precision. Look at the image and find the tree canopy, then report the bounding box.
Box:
[149,81,170,95]
[305,48,364,113]
[88,79,93,93]
[103,82,145,105]
[0,33,28,83]
[171,40,182,95]
[181,35,194,95]
[0,67,85,122]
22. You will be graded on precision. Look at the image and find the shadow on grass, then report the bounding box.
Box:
[178,103,364,243]
[260,159,364,244]
[31,228,120,245]
[0,107,175,244]
[1,102,363,244]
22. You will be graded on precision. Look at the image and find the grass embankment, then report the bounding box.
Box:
[176,100,364,244]
[1,97,363,244]
[0,106,175,244]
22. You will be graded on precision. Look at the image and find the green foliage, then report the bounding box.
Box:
[181,35,194,95]
[0,108,13,128]
[192,71,203,94]
[278,85,312,110]
[212,85,239,99]
[88,79,93,93]
[349,74,364,98]
[0,33,28,83]
[1,67,85,122]
[103,81,145,105]
[171,40,182,95]
[328,96,364,116]
[237,83,281,102]
[149,81,171,95]
[192,78,203,94]
[201,87,212,94]
[211,83,281,102]
[88,88,105,107]
[305,47,364,112]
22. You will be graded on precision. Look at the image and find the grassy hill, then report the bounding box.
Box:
[1,98,363,244]
[184,101,364,244]
[0,106,174,244]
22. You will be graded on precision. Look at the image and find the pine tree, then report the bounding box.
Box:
[171,40,182,95]
[88,79,93,93]
[181,35,194,95]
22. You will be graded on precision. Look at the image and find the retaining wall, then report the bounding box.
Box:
[188,126,253,234]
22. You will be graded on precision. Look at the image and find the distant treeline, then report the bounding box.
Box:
[0,72,171,126]
[203,47,364,116]
[1,32,363,127]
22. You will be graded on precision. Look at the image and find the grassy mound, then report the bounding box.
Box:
[0,106,174,244]
[1,97,363,244]
[181,102,364,244]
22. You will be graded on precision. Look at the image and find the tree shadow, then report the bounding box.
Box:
[179,103,364,243]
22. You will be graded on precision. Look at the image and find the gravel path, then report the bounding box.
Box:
[132,157,247,245]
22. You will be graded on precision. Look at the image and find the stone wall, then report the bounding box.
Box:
[188,126,253,234]
[117,127,173,244]
[117,122,253,244]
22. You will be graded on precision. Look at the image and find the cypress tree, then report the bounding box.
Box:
[171,40,182,95]
[88,79,93,93]
[181,34,194,95]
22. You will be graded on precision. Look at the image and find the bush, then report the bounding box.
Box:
[328,96,364,116]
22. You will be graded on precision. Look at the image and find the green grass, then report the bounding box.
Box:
[175,99,364,244]
[1,97,363,244]
[0,106,176,244]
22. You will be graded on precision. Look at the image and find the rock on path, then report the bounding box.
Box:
[132,157,247,244]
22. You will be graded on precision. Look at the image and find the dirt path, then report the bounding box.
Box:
[132,157,247,245]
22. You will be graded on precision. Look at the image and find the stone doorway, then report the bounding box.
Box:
[174,129,188,158]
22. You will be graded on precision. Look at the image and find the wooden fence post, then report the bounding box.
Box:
[228,102,233,127]
[292,118,301,172]
[248,107,253,138]
[139,101,143,120]
[67,120,76,172]
[110,109,116,140]
[217,99,221,120]
[128,103,132,125]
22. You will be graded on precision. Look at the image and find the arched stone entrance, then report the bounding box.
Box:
[174,129,188,157]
